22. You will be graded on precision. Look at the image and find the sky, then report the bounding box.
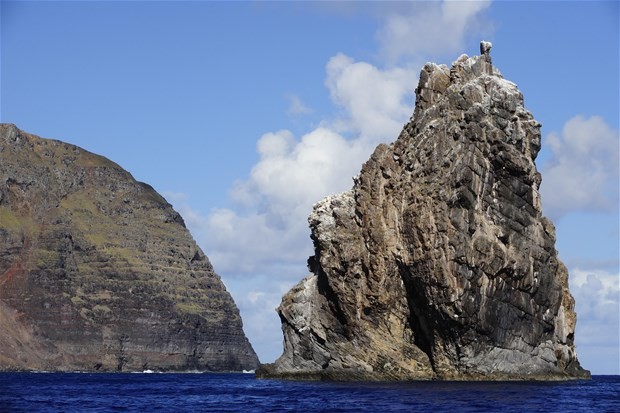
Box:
[1,1,618,375]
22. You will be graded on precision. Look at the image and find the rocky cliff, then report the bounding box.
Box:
[0,124,259,372]
[258,43,589,380]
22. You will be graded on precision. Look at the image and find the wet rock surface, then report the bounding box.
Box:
[259,45,589,381]
[0,124,259,372]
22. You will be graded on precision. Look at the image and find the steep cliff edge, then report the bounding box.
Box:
[258,43,589,380]
[0,124,259,372]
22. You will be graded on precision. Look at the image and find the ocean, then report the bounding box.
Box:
[0,373,617,412]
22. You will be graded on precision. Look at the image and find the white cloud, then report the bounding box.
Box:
[204,207,310,274]
[571,269,620,324]
[569,268,620,373]
[203,126,376,276]
[248,127,374,205]
[376,0,492,64]
[286,94,312,116]
[325,53,418,140]
[539,115,619,219]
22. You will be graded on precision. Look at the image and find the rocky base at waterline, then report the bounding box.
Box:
[0,124,259,372]
[258,43,590,381]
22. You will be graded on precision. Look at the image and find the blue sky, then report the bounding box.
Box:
[2,1,618,374]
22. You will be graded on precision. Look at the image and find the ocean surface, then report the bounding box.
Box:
[0,373,617,412]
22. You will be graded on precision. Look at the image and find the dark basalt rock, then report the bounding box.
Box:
[0,124,259,372]
[258,43,590,381]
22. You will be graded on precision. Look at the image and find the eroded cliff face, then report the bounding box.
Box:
[0,124,259,372]
[259,45,589,380]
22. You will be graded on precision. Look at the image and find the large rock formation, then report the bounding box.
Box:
[259,44,589,380]
[0,124,259,372]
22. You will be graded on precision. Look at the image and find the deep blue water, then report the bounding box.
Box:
[0,373,617,412]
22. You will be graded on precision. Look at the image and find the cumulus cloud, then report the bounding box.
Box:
[571,269,620,324]
[570,268,620,373]
[326,53,418,139]
[539,115,619,219]
[235,128,368,210]
[376,0,492,64]
[203,126,381,276]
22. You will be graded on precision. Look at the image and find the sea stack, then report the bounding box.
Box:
[0,124,259,372]
[258,43,590,380]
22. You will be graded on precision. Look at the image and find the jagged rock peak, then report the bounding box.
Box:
[258,44,589,381]
[0,124,259,372]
